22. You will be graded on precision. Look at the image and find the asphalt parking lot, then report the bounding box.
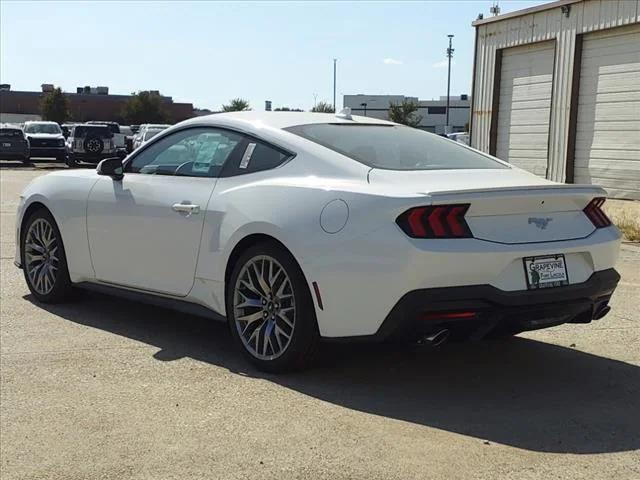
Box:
[1,161,639,480]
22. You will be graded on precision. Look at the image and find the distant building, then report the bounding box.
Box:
[343,94,470,134]
[0,84,195,124]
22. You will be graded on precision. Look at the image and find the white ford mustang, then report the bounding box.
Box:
[15,111,621,371]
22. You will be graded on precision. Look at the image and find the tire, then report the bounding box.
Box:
[66,155,79,168]
[226,242,320,373]
[21,208,74,303]
[56,154,68,163]
[83,136,104,155]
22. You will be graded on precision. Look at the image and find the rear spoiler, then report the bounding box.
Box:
[426,184,607,203]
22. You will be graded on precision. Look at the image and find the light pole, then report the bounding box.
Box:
[333,58,337,112]
[446,34,454,131]
[360,102,368,116]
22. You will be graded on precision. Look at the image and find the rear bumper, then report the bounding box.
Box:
[369,268,620,341]
[1,149,29,159]
[70,152,117,163]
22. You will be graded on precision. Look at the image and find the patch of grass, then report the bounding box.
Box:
[614,212,640,242]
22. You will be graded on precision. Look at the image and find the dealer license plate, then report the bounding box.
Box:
[2,142,11,147]
[523,254,568,290]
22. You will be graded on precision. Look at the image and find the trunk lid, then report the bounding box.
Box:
[368,168,605,244]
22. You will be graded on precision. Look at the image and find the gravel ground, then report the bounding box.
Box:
[1,163,639,480]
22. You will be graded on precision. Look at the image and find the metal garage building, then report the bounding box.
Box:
[470,0,640,199]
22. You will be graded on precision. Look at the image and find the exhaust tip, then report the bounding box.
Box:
[418,329,450,347]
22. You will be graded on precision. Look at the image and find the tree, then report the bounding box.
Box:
[41,87,70,124]
[388,100,423,127]
[274,106,304,112]
[122,91,171,124]
[222,98,251,112]
[311,101,334,113]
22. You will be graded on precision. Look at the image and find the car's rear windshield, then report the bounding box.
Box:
[0,128,23,138]
[144,129,163,140]
[284,124,507,170]
[74,126,113,138]
[88,122,120,134]
[24,123,62,134]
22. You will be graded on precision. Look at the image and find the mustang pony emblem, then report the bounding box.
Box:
[528,217,553,230]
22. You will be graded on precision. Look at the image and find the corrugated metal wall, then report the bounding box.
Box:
[471,0,640,183]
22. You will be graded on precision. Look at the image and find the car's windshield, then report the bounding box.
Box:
[285,124,507,171]
[0,129,23,138]
[74,126,113,138]
[24,123,62,134]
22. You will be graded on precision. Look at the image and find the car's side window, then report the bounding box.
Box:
[232,140,292,175]
[127,128,242,178]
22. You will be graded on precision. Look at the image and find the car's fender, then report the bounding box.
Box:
[16,170,99,282]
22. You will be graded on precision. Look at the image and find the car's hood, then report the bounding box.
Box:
[46,168,100,180]
[26,133,64,139]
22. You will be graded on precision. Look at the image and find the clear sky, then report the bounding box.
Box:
[1,0,542,111]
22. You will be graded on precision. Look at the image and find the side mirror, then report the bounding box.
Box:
[97,157,124,180]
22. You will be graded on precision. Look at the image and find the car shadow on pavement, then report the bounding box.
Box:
[26,291,640,455]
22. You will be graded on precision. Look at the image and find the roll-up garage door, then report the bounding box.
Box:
[574,24,640,200]
[496,41,555,177]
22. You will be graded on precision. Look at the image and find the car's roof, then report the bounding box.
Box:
[74,124,110,129]
[188,111,395,130]
[24,120,59,124]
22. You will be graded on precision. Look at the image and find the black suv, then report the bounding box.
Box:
[65,124,117,167]
[0,124,30,162]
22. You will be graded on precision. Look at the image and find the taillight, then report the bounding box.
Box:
[396,204,472,238]
[583,197,611,228]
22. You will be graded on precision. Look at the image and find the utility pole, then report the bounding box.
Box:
[446,35,454,131]
[333,58,337,112]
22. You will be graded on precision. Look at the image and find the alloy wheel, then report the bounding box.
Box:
[87,139,100,152]
[233,255,296,360]
[24,218,59,295]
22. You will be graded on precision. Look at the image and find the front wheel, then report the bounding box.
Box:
[21,208,74,303]
[226,243,320,372]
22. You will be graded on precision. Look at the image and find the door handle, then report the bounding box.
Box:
[172,203,201,216]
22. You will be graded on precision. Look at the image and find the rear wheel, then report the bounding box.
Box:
[21,209,74,303]
[226,242,320,372]
[66,155,79,168]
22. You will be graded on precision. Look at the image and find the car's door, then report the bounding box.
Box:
[87,127,243,296]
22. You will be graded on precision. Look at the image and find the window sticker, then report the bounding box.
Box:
[240,142,257,169]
